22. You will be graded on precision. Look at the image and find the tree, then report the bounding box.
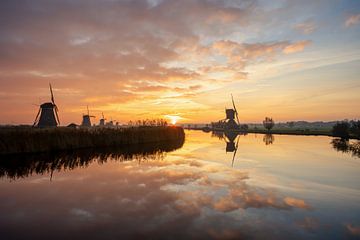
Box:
[263,117,274,131]
[287,121,295,128]
[241,124,249,130]
[349,120,360,138]
[332,121,350,139]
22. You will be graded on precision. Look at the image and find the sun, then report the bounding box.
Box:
[165,115,181,125]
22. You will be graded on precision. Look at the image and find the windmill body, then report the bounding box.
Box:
[99,119,105,126]
[99,112,106,126]
[33,84,60,128]
[81,106,95,127]
[81,115,92,127]
[38,102,58,127]
[224,108,238,130]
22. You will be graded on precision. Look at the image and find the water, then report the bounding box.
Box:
[0,130,359,239]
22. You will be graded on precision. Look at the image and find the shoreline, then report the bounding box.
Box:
[187,127,360,140]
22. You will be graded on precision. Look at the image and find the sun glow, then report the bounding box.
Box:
[165,115,182,125]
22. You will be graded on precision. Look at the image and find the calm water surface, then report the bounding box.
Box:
[0,130,359,239]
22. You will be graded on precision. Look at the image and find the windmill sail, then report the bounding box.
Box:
[33,108,41,126]
[50,83,55,104]
[231,134,240,167]
[54,106,60,125]
[231,94,240,125]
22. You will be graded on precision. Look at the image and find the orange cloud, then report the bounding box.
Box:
[283,40,311,54]
[283,197,311,210]
[345,14,360,27]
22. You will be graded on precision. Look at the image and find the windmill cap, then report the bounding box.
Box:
[40,102,55,108]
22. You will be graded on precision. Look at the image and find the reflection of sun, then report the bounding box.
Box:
[165,115,181,125]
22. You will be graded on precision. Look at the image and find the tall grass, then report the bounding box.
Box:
[0,126,185,154]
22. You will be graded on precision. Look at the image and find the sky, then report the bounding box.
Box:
[0,0,359,125]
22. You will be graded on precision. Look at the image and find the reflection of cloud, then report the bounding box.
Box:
[284,197,311,210]
[0,158,312,239]
[345,14,360,28]
[346,224,360,236]
[296,217,319,232]
[70,208,94,219]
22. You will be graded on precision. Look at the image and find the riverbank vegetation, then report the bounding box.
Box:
[0,138,184,180]
[244,119,360,139]
[0,126,185,154]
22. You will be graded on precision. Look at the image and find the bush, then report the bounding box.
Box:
[332,121,350,139]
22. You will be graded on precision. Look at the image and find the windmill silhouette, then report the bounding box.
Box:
[33,83,60,127]
[81,106,95,127]
[99,112,107,126]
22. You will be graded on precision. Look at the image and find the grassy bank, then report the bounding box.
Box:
[0,126,185,154]
[246,128,359,139]
[201,127,359,139]
[246,128,333,137]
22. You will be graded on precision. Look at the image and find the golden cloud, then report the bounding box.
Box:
[283,40,311,54]
[345,14,360,28]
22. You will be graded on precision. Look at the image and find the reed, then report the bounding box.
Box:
[0,126,185,154]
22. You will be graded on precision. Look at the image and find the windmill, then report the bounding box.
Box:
[33,83,60,128]
[106,117,114,127]
[99,112,107,126]
[81,105,95,127]
[224,94,240,130]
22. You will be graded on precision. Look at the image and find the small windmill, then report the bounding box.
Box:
[81,105,95,127]
[106,117,114,126]
[33,83,60,128]
[99,112,106,126]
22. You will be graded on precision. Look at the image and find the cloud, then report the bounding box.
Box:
[283,40,311,54]
[212,40,311,65]
[345,14,360,28]
[0,0,316,124]
[283,197,311,210]
[294,20,317,34]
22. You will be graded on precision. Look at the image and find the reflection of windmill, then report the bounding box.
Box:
[224,131,240,167]
[99,112,107,126]
[81,105,95,127]
[33,83,60,128]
